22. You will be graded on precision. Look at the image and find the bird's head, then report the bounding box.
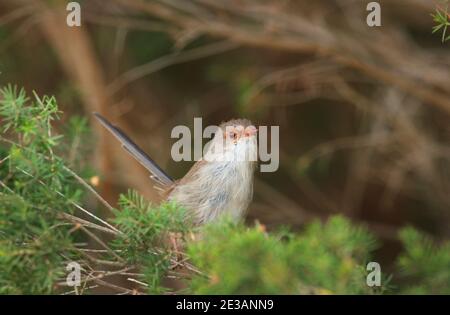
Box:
[205,119,258,162]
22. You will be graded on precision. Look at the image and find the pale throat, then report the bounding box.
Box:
[204,135,257,163]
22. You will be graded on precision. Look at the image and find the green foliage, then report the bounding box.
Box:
[432,1,450,42]
[396,227,450,294]
[112,190,190,293]
[187,216,380,294]
[0,85,82,294]
[0,86,449,295]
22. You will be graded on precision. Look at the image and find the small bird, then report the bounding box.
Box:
[94,113,258,225]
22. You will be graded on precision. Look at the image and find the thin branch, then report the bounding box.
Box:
[126,277,149,287]
[77,225,125,262]
[108,40,239,95]
[60,212,119,235]
[93,278,144,295]
[63,165,116,215]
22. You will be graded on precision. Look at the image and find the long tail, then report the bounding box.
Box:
[93,113,174,187]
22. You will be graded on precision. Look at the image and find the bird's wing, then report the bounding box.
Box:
[93,113,174,187]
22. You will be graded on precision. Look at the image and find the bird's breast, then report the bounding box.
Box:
[168,160,255,225]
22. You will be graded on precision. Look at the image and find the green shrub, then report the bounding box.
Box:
[187,217,379,294]
[0,86,448,294]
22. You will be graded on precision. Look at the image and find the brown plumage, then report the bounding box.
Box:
[94,114,258,225]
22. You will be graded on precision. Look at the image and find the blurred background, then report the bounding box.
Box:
[0,0,449,271]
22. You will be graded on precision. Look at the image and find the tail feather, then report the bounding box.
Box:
[93,113,174,187]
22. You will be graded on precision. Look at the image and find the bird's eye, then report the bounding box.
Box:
[229,132,237,140]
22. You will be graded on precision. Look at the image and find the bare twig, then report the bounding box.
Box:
[108,40,239,95]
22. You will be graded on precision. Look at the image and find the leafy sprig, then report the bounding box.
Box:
[432,0,450,42]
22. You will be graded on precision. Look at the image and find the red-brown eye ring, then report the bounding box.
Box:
[244,125,257,137]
